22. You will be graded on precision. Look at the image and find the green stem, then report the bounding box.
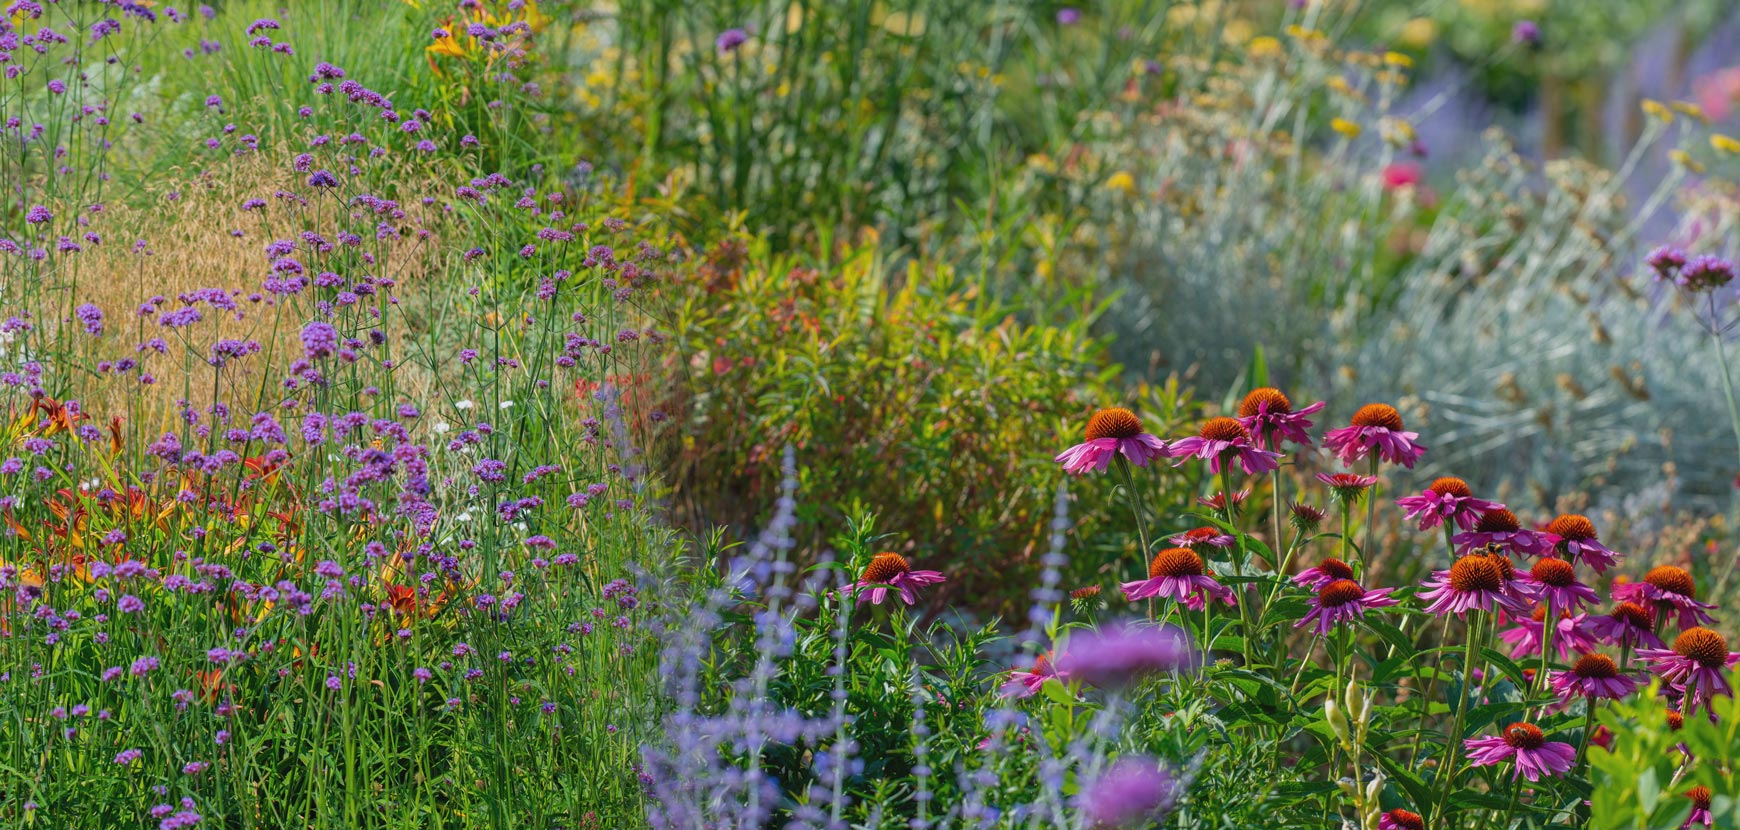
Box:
[1116,456,1154,578]
[1219,463,1255,665]
[1431,611,1484,827]
[1361,455,1379,573]
[1710,303,1740,599]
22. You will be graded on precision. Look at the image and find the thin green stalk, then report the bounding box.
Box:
[1115,456,1154,578]
[1431,611,1484,826]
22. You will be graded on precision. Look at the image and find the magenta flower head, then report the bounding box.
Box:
[1168,526,1234,550]
[1647,246,1688,281]
[1500,605,1596,661]
[1551,653,1638,702]
[1676,255,1736,293]
[1682,786,1714,829]
[1543,514,1620,573]
[1453,507,1556,556]
[1294,579,1399,635]
[1465,722,1575,781]
[1395,476,1503,531]
[1167,417,1280,475]
[1419,554,1529,617]
[1612,565,1717,629]
[1316,472,1378,504]
[1235,387,1326,449]
[1323,403,1426,468]
[1587,601,1664,650]
[1520,557,1600,612]
[1291,556,1355,591]
[1078,756,1181,828]
[1378,809,1425,830]
[999,651,1065,699]
[1056,407,1168,475]
[842,552,944,606]
[1637,628,1740,717]
[1054,623,1196,690]
[301,321,337,360]
[1121,547,1234,611]
[1511,19,1542,47]
[715,28,748,52]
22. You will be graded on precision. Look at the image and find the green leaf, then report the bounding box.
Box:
[1374,751,1433,809]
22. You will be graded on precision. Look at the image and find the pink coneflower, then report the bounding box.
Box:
[1294,579,1399,635]
[1121,547,1235,610]
[1381,162,1423,191]
[1316,472,1378,502]
[1378,809,1424,830]
[1551,653,1638,701]
[1235,387,1325,449]
[1586,601,1664,649]
[1055,407,1168,475]
[1453,507,1556,556]
[1167,417,1280,475]
[1291,556,1355,590]
[1638,627,1740,717]
[1419,555,1530,617]
[1520,557,1600,613]
[1465,722,1577,782]
[1543,514,1620,573]
[1289,501,1328,533]
[1682,786,1714,829]
[1169,526,1234,550]
[1000,652,1064,699]
[1500,606,1596,661]
[1197,489,1249,513]
[843,552,945,606]
[1395,476,1503,531]
[1323,403,1426,468]
[1612,565,1717,629]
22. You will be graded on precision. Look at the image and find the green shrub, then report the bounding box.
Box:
[671,234,1202,614]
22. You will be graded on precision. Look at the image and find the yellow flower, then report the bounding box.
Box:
[1398,18,1438,48]
[1712,134,1740,155]
[1248,36,1283,59]
[1331,118,1362,138]
[1641,99,1674,123]
[1669,149,1704,173]
[1670,101,1708,122]
[1383,51,1414,69]
[1105,171,1137,195]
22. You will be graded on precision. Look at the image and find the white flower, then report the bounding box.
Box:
[431,421,451,434]
[498,400,515,410]
[454,399,475,411]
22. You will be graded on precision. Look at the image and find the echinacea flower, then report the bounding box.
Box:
[1316,472,1379,504]
[1121,548,1235,611]
[842,552,944,606]
[1197,489,1249,512]
[1294,579,1399,635]
[1291,556,1355,590]
[1637,627,1740,717]
[1378,809,1424,830]
[1520,557,1600,613]
[1168,526,1234,550]
[1586,601,1664,649]
[1054,623,1196,690]
[1077,756,1181,828]
[1464,722,1576,781]
[1543,514,1620,573]
[1453,507,1556,556]
[1235,387,1325,449]
[1000,652,1065,699]
[1551,653,1638,701]
[1419,555,1530,617]
[1612,565,1717,629]
[1499,606,1596,661]
[1167,417,1280,475]
[1288,501,1327,533]
[1395,476,1503,531]
[1323,403,1426,468]
[1682,785,1713,829]
[1055,407,1169,475]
